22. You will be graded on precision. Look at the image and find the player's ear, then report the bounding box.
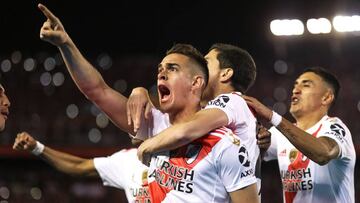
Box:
[192,75,206,90]
[322,89,334,106]
[219,68,233,82]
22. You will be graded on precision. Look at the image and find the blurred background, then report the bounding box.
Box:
[0,0,359,202]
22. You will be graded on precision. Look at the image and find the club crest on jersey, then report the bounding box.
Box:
[207,95,230,108]
[226,131,240,146]
[185,144,202,164]
[238,145,250,167]
[289,149,298,163]
[142,169,148,186]
[325,124,346,143]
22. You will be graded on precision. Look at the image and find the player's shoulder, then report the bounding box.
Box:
[318,115,353,144]
[322,116,349,130]
[218,92,245,102]
[324,116,345,125]
[207,92,246,107]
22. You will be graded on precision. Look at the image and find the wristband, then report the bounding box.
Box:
[270,111,282,127]
[31,141,45,156]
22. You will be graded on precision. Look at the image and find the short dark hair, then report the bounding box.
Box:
[209,43,256,93]
[166,44,208,86]
[303,67,340,102]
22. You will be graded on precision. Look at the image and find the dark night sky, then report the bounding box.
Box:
[2,0,359,56]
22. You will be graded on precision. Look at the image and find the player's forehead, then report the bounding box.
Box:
[159,53,190,68]
[295,72,322,84]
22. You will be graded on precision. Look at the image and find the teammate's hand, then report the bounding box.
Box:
[256,124,271,151]
[13,132,37,152]
[127,87,153,133]
[38,4,69,46]
[242,95,273,121]
[137,139,152,166]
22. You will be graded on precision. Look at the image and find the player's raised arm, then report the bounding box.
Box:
[38,4,133,134]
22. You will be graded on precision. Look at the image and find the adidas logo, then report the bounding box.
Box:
[279,149,286,156]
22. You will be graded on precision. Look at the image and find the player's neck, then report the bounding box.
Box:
[215,84,235,96]
[169,102,201,125]
[294,110,327,130]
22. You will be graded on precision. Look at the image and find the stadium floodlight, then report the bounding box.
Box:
[307,18,332,34]
[333,15,360,32]
[270,19,304,36]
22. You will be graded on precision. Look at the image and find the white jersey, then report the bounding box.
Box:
[136,108,257,203]
[93,148,151,203]
[205,92,260,191]
[264,115,356,203]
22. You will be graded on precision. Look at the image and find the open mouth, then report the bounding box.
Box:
[291,96,299,104]
[0,111,8,120]
[158,84,171,103]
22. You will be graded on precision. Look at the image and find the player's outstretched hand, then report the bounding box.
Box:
[38,3,69,46]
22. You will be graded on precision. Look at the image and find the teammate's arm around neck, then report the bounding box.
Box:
[137,108,228,163]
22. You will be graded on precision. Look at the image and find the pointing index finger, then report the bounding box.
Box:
[38,3,58,23]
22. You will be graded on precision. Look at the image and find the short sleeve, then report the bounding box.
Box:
[94,149,136,189]
[317,118,351,159]
[204,93,246,126]
[217,143,257,192]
